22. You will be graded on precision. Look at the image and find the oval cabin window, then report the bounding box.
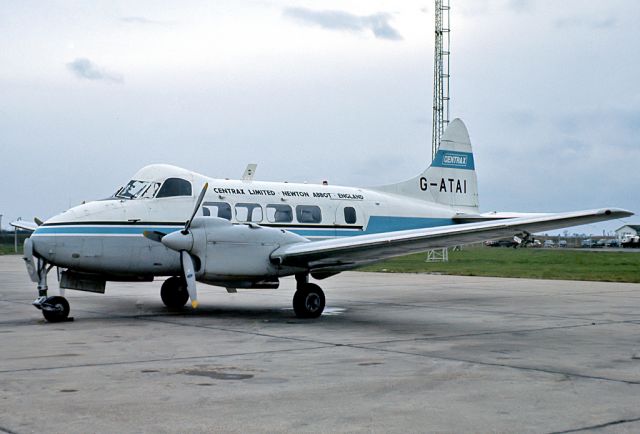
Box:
[344,207,357,224]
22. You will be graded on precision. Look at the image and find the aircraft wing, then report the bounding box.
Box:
[10,220,38,231]
[271,208,632,273]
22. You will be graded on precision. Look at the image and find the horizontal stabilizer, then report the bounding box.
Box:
[10,220,38,231]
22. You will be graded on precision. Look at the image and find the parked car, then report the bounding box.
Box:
[622,235,640,248]
[543,240,555,248]
[557,240,567,248]
[581,239,593,248]
[485,239,518,248]
[605,239,619,248]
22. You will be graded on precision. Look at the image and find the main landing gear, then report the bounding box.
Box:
[159,274,327,318]
[30,256,71,322]
[293,274,325,319]
[160,276,189,309]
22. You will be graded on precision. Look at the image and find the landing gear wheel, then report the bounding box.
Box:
[41,296,70,323]
[293,283,325,319]
[161,276,189,309]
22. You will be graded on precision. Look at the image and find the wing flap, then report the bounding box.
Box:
[272,208,632,269]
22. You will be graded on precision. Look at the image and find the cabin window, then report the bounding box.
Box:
[266,204,293,223]
[202,202,232,220]
[296,205,322,224]
[156,178,192,198]
[235,203,263,223]
[344,207,357,224]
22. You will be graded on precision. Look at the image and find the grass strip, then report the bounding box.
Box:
[359,247,640,283]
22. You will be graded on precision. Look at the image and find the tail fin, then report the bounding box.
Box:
[373,118,479,212]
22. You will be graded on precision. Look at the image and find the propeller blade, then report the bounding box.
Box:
[143,230,167,243]
[181,251,198,308]
[184,182,209,233]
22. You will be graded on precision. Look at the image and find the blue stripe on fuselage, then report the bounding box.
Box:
[33,216,455,238]
[34,225,182,235]
[288,217,453,237]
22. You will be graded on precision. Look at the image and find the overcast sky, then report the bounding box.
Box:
[1,0,638,235]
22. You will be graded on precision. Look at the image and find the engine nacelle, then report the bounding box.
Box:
[188,217,308,283]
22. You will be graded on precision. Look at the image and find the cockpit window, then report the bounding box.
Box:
[114,180,160,200]
[156,178,192,198]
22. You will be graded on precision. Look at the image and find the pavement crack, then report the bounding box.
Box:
[346,344,640,386]
[351,321,634,346]
[549,416,640,433]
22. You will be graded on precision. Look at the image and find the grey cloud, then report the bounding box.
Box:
[66,58,124,84]
[283,7,402,41]
[555,16,617,29]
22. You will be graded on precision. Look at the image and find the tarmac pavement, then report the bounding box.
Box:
[1,255,640,433]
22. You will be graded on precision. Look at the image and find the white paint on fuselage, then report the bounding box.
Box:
[33,164,461,277]
[45,164,459,233]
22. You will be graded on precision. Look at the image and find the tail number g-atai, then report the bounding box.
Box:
[419,177,467,193]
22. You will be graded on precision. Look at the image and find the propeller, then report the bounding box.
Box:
[181,251,198,308]
[143,182,209,308]
[184,182,209,234]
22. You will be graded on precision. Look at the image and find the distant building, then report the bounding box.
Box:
[615,225,640,240]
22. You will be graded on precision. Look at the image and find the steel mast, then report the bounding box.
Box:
[431,0,451,161]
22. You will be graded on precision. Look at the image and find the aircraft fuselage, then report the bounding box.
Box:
[31,165,461,280]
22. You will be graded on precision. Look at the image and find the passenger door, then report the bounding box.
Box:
[334,205,364,237]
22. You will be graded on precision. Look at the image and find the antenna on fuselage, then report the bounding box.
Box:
[242,163,257,181]
[431,0,451,161]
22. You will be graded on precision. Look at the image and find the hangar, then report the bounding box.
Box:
[615,224,640,240]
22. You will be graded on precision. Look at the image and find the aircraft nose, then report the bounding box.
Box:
[161,230,194,252]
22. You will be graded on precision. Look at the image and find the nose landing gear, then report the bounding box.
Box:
[30,255,71,322]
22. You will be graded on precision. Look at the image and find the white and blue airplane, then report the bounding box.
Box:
[12,119,632,322]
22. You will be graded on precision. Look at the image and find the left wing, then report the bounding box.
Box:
[271,208,632,273]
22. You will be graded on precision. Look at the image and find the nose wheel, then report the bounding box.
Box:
[293,283,325,318]
[34,296,71,322]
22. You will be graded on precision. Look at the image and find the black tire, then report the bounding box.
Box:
[42,296,70,323]
[161,276,189,309]
[293,283,325,319]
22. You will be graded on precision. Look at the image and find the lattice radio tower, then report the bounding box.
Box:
[431,0,451,161]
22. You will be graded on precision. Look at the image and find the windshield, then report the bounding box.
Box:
[114,180,161,199]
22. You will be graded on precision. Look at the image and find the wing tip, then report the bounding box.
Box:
[600,208,634,218]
